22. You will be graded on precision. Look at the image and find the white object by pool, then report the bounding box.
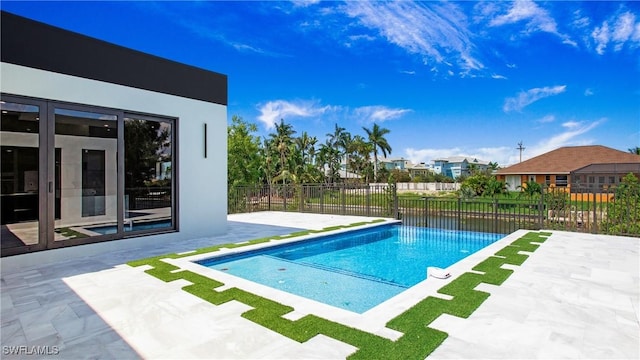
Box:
[427,266,451,279]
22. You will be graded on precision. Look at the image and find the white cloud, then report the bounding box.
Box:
[592,10,640,54]
[562,121,581,129]
[256,100,332,130]
[256,101,411,129]
[342,1,484,73]
[354,106,412,123]
[404,119,604,168]
[290,0,320,8]
[503,85,567,112]
[405,147,462,165]
[537,114,555,123]
[522,119,605,161]
[584,88,594,96]
[486,0,574,44]
[491,74,508,80]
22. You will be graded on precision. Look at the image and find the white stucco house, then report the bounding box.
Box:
[1,11,228,268]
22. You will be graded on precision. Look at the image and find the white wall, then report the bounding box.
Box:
[1,63,227,266]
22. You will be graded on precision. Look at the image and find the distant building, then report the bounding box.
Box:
[378,157,412,171]
[406,162,432,179]
[431,156,490,179]
[495,145,640,190]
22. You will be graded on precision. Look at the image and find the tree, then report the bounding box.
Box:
[488,161,500,170]
[227,116,261,187]
[628,147,640,155]
[517,180,542,200]
[294,132,321,183]
[295,131,317,165]
[326,123,351,174]
[483,178,508,198]
[363,123,392,182]
[318,141,341,184]
[269,119,296,185]
[603,173,640,234]
[124,118,171,189]
[348,135,373,182]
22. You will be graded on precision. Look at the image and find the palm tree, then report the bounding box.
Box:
[363,123,392,181]
[318,141,341,184]
[326,124,350,175]
[629,147,640,155]
[295,131,316,165]
[349,135,373,182]
[269,119,296,185]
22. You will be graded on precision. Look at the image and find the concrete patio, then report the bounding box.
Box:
[1,212,638,359]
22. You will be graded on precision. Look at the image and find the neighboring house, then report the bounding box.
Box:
[431,156,490,179]
[1,12,228,265]
[495,145,640,191]
[378,157,412,171]
[406,162,432,179]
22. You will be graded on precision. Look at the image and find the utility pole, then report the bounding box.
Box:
[516,141,525,163]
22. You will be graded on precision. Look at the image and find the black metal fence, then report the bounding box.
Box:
[229,183,396,217]
[229,183,640,236]
[398,197,543,235]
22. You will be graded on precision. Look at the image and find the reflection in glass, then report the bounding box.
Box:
[0,101,40,249]
[124,117,173,232]
[54,108,117,240]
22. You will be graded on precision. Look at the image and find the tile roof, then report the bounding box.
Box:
[496,145,640,175]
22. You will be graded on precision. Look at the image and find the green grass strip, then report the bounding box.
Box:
[129,227,550,359]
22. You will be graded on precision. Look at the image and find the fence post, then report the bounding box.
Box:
[592,186,598,234]
[423,197,428,227]
[493,198,498,234]
[538,187,545,230]
[340,183,347,215]
[366,185,371,217]
[393,184,399,219]
[457,197,461,231]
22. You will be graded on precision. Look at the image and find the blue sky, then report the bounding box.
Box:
[3,1,639,167]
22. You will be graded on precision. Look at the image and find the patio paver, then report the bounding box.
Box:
[1,212,638,359]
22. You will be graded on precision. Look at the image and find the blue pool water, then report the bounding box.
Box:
[197,225,502,313]
[87,220,171,234]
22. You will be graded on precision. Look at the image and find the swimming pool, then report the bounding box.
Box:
[197,224,502,313]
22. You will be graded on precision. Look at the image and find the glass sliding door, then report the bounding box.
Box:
[1,94,177,257]
[124,116,174,233]
[53,107,118,242]
[0,100,45,253]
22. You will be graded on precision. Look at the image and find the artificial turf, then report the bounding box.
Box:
[128,222,550,359]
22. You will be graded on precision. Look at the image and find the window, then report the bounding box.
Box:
[124,116,174,233]
[555,175,568,187]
